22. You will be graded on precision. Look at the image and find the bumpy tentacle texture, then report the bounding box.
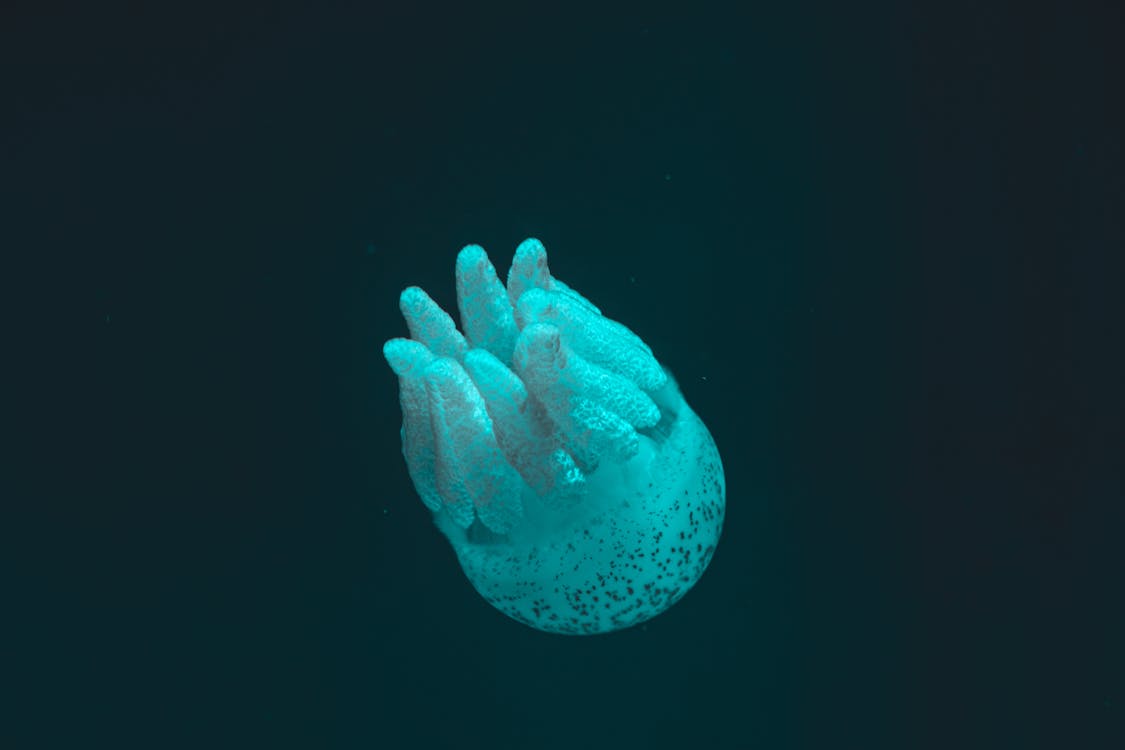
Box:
[384,239,725,635]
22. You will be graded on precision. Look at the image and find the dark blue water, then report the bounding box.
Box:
[7,2,1122,748]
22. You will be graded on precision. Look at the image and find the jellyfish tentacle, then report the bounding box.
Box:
[455,245,518,363]
[506,237,553,307]
[383,338,442,513]
[512,322,652,469]
[423,357,524,534]
[399,286,467,359]
[462,348,585,504]
[515,288,665,392]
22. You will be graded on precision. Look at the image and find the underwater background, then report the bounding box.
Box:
[7,2,1122,748]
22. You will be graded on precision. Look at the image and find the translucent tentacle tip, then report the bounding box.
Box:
[384,239,725,635]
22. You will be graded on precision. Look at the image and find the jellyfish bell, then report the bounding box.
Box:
[384,238,724,635]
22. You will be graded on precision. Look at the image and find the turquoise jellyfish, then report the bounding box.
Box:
[383,239,724,634]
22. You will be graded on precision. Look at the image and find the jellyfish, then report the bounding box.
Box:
[383,239,724,635]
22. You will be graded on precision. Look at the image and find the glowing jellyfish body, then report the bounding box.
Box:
[384,239,724,634]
